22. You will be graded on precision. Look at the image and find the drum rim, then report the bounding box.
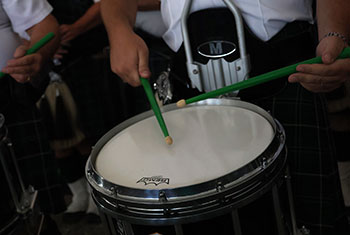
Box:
[86,98,285,202]
[92,151,287,226]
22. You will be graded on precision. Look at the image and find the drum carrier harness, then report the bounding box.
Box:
[182,0,250,94]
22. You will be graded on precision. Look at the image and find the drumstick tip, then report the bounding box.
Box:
[165,136,173,145]
[176,99,186,108]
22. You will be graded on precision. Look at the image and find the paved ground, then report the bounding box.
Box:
[51,195,106,235]
[52,213,105,235]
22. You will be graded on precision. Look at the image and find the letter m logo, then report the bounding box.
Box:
[209,42,223,55]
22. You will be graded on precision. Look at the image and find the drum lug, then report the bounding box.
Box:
[216,181,225,192]
[159,191,176,216]
[262,157,268,169]
[109,186,116,196]
[159,190,167,202]
[284,173,291,180]
[298,226,310,235]
[277,130,285,142]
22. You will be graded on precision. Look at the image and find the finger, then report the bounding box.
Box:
[6,55,35,67]
[318,37,345,64]
[125,71,141,87]
[54,54,63,59]
[111,59,140,87]
[300,81,341,93]
[59,25,69,33]
[322,51,340,65]
[55,45,70,59]
[60,32,67,39]
[13,45,28,59]
[10,74,31,83]
[296,63,337,77]
[57,48,69,54]
[138,46,151,79]
[296,58,350,78]
[61,31,71,41]
[59,31,69,42]
[61,36,72,44]
[115,67,140,87]
[2,66,32,75]
[288,73,337,85]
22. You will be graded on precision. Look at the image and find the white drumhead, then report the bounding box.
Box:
[95,105,274,189]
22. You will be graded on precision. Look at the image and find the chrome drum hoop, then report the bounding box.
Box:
[86,99,286,225]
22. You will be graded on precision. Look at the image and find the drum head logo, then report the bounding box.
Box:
[197,40,236,58]
[137,176,170,186]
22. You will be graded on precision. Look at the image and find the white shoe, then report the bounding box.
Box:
[65,177,89,213]
[86,182,99,215]
[86,195,99,215]
[338,161,350,207]
[85,182,101,223]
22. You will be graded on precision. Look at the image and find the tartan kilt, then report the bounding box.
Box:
[0,78,66,215]
[250,83,349,235]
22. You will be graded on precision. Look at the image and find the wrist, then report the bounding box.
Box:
[320,32,349,47]
[108,24,134,44]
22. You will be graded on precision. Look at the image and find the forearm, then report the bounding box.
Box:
[138,0,161,11]
[316,0,350,41]
[101,0,138,44]
[26,14,60,62]
[71,3,102,36]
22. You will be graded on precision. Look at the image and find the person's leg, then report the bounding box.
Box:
[74,139,100,220]
[56,148,88,216]
[333,131,350,209]
[326,83,350,215]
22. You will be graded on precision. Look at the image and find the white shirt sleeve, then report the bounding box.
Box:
[2,0,53,39]
[135,11,167,38]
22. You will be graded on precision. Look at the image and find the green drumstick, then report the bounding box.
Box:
[0,32,55,78]
[177,47,350,108]
[140,77,173,145]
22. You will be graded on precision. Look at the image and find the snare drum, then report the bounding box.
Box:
[86,99,297,235]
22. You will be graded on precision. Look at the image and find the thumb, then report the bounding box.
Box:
[138,47,151,79]
[13,44,28,59]
[318,38,345,65]
[322,49,338,65]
